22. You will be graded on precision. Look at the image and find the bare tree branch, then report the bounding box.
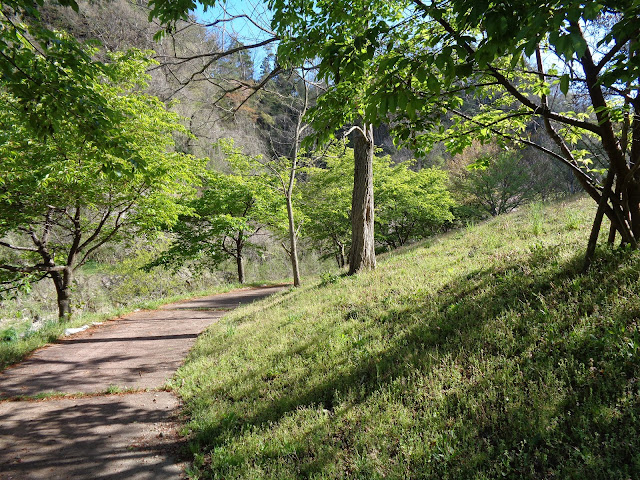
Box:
[0,241,39,252]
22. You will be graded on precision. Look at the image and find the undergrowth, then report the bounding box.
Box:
[0,233,322,370]
[174,196,640,479]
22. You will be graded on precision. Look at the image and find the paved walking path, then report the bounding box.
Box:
[0,285,285,480]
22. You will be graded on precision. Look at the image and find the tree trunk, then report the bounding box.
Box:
[286,194,301,287]
[338,242,346,269]
[51,267,73,321]
[236,254,245,284]
[235,233,245,284]
[584,169,616,271]
[608,223,617,246]
[283,75,308,288]
[348,124,376,275]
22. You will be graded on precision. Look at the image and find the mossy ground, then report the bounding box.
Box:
[174,196,640,479]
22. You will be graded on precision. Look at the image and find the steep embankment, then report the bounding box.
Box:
[175,196,640,479]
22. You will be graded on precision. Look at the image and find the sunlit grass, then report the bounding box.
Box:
[175,196,640,479]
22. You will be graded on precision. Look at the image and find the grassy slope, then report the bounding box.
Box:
[175,196,640,480]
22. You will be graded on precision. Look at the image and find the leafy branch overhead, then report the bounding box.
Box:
[268,0,640,265]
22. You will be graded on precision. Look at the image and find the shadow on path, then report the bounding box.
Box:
[0,285,286,480]
[0,392,183,480]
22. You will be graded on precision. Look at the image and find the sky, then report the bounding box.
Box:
[193,0,275,77]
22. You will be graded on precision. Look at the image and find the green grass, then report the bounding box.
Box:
[174,196,640,479]
[1,385,151,402]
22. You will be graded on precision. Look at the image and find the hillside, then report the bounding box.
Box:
[174,196,640,479]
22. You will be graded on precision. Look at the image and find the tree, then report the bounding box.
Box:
[301,146,354,268]
[271,5,388,274]
[302,145,454,262]
[145,0,382,275]
[375,159,454,249]
[0,0,126,144]
[261,73,311,287]
[148,141,284,284]
[451,150,538,217]
[279,0,639,269]
[348,123,377,273]
[147,0,388,276]
[0,51,202,319]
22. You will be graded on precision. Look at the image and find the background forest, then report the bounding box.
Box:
[0,0,580,329]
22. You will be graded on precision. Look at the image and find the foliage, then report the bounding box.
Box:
[299,147,353,266]
[0,0,127,142]
[148,140,285,283]
[301,145,454,261]
[452,150,538,217]
[264,1,399,146]
[375,158,454,248]
[267,0,640,256]
[0,50,202,317]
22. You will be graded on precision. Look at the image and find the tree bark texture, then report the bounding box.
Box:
[348,123,376,275]
[51,267,73,320]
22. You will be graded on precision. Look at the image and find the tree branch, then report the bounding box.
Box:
[0,263,65,274]
[343,125,366,138]
[0,241,39,252]
[417,8,603,135]
[596,36,635,73]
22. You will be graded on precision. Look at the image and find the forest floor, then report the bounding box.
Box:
[0,285,286,480]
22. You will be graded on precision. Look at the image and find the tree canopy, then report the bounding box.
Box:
[0,0,125,142]
[0,50,202,318]
[267,0,640,265]
[147,140,285,284]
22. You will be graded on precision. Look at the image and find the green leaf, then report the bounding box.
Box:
[570,33,588,58]
[456,63,473,78]
[584,2,602,20]
[398,91,408,111]
[427,75,441,94]
[559,74,570,95]
[387,94,397,113]
[380,96,389,116]
[416,68,428,84]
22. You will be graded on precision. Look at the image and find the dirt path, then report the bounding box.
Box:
[0,285,285,479]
